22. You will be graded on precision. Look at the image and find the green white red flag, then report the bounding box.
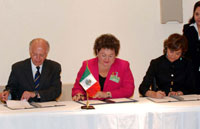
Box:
[79,65,101,97]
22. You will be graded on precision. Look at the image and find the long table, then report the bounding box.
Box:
[0,98,200,129]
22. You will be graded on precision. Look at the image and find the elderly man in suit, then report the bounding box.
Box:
[0,38,62,102]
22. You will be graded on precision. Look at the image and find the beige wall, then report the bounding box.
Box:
[0,0,198,98]
[58,84,73,101]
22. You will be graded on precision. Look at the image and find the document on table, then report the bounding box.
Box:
[147,94,200,103]
[6,100,66,110]
[77,98,137,105]
[31,101,66,108]
[108,98,138,103]
[6,100,34,110]
[147,96,179,103]
[178,94,200,101]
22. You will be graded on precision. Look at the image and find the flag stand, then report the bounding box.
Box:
[81,92,95,109]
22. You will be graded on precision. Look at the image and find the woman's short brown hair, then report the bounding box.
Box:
[163,33,188,55]
[93,34,120,56]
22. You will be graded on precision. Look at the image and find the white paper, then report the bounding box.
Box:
[179,94,200,101]
[147,96,179,103]
[6,100,34,109]
[32,101,66,108]
[108,98,136,103]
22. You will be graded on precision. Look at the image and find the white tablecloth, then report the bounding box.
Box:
[0,98,200,129]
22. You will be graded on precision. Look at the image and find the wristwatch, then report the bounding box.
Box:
[106,92,112,98]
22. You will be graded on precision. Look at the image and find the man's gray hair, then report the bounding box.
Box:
[29,38,50,53]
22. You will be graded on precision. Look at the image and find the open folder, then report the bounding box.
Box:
[147,94,200,103]
[6,100,65,110]
[77,98,138,106]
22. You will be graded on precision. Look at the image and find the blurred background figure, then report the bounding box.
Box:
[183,1,200,94]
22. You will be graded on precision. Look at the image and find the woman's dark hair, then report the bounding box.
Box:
[163,33,188,55]
[93,34,120,56]
[189,1,200,24]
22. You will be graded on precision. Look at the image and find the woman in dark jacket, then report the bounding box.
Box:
[183,1,200,93]
[139,33,195,98]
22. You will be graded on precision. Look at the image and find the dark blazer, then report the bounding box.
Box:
[183,24,200,68]
[5,58,62,102]
[183,24,200,92]
[139,55,195,96]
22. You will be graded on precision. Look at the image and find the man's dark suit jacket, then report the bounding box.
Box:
[5,58,62,102]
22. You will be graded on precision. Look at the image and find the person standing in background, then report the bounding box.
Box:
[183,1,200,93]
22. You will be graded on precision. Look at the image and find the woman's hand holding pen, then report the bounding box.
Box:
[155,91,166,98]
[146,90,166,99]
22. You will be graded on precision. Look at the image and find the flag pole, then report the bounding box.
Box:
[80,61,95,109]
[86,92,89,108]
[81,92,95,109]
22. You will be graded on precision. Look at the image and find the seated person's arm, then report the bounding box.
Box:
[139,60,156,97]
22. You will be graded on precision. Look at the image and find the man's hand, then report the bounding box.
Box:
[0,91,10,102]
[21,91,36,101]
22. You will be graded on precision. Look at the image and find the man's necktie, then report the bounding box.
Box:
[34,66,40,90]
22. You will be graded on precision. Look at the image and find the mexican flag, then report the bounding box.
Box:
[79,65,101,97]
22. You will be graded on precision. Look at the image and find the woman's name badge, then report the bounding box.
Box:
[110,72,120,83]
